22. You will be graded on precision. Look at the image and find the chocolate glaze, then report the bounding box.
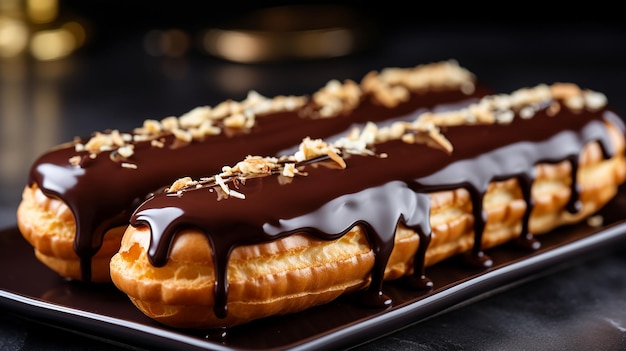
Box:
[130,101,623,321]
[29,85,486,281]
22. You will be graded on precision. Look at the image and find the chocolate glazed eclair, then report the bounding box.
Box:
[17,60,487,282]
[110,83,626,329]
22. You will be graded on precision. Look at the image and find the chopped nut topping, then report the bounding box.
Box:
[414,82,606,133]
[362,60,477,108]
[178,106,212,128]
[140,119,162,134]
[550,82,581,100]
[584,90,608,110]
[69,155,81,166]
[117,145,135,158]
[172,128,193,143]
[546,102,561,117]
[69,90,307,169]
[564,95,585,111]
[165,136,348,198]
[151,139,165,148]
[214,174,229,195]
[167,176,195,193]
[282,163,297,177]
[295,137,341,162]
[228,189,246,199]
[66,60,607,188]
[310,79,362,118]
[160,116,179,131]
[162,81,610,201]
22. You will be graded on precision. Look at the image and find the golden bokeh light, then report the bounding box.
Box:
[198,5,374,63]
[27,0,58,24]
[0,0,87,61]
[62,21,86,47]
[0,16,29,58]
[30,28,74,61]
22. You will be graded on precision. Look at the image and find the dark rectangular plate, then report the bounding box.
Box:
[2,185,626,351]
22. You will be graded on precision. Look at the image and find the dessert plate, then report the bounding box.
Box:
[2,186,626,351]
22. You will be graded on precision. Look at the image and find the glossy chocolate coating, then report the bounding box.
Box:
[29,86,485,281]
[131,100,623,319]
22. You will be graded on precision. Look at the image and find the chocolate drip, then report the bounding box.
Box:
[566,154,583,214]
[262,182,433,308]
[411,112,620,268]
[29,88,484,282]
[131,106,622,321]
[468,187,491,267]
[514,174,540,250]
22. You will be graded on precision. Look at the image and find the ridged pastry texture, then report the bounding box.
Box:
[17,185,124,282]
[110,83,626,329]
[17,60,484,282]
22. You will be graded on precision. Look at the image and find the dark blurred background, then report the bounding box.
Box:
[2,2,626,350]
[2,0,626,264]
[2,0,626,249]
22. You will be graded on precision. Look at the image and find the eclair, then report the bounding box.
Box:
[16,60,486,282]
[109,83,626,329]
